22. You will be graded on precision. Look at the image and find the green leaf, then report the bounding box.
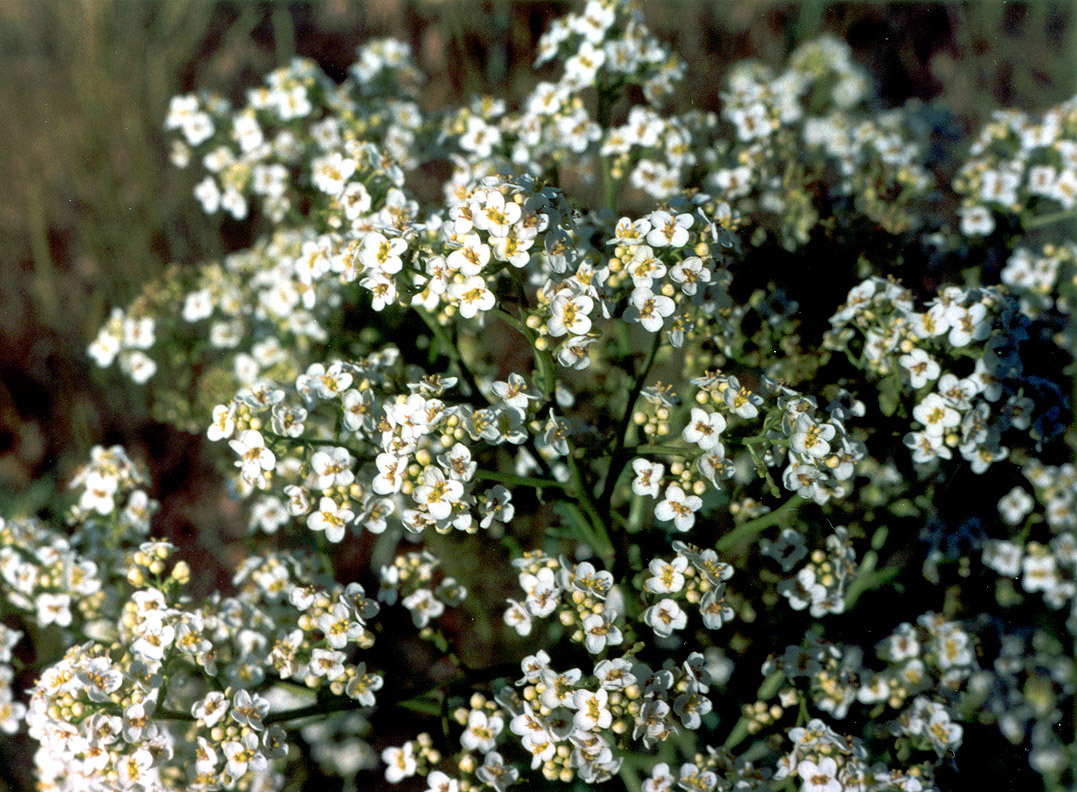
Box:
[878,371,902,417]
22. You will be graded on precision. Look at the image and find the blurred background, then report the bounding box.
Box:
[0,0,1074,788]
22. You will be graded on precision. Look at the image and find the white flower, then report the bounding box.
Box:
[317,602,364,649]
[402,588,445,628]
[669,256,711,295]
[77,657,123,702]
[899,348,941,388]
[194,176,221,213]
[491,373,538,411]
[461,709,503,753]
[673,690,711,729]
[1022,553,1059,594]
[654,485,702,532]
[557,334,597,369]
[192,691,229,727]
[426,771,460,792]
[118,748,156,788]
[797,757,841,792]
[958,205,994,236]
[632,459,665,498]
[572,687,612,732]
[472,189,522,237]
[913,393,961,436]
[547,294,594,337]
[789,416,836,459]
[723,376,763,418]
[475,751,518,792]
[626,287,675,332]
[446,233,491,275]
[998,487,1034,525]
[413,467,464,521]
[682,407,726,451]
[645,210,693,248]
[904,429,952,463]
[983,539,1023,578]
[480,485,514,528]
[307,496,354,543]
[120,350,157,384]
[699,588,734,629]
[36,592,72,628]
[643,598,687,637]
[311,151,356,196]
[520,567,560,617]
[207,403,236,442]
[362,272,397,311]
[459,116,501,158]
[643,762,676,792]
[504,600,533,636]
[360,232,407,275]
[581,612,622,654]
[372,453,407,495]
[449,275,496,319]
[310,446,356,490]
[310,647,347,680]
[132,621,175,661]
[79,471,118,515]
[943,302,990,347]
[564,40,606,87]
[645,556,688,595]
[229,429,276,486]
[230,689,269,731]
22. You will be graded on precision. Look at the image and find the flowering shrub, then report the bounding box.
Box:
[4,2,1076,791]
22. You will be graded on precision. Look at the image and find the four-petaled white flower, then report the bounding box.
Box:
[229,430,276,487]
[461,709,504,753]
[632,459,665,498]
[682,408,726,451]
[307,496,354,542]
[654,485,702,532]
[644,598,687,637]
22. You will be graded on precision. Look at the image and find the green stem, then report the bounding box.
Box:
[264,431,365,460]
[843,524,892,609]
[492,307,555,401]
[565,448,615,568]
[601,331,663,509]
[417,307,486,404]
[1022,208,1077,230]
[844,565,901,610]
[715,495,806,553]
[625,443,694,458]
[472,469,564,491]
[259,659,522,726]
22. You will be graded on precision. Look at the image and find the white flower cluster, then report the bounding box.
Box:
[1001,241,1076,320]
[3,441,395,791]
[0,623,25,734]
[826,276,1061,472]
[630,371,864,523]
[504,552,623,655]
[499,648,714,784]
[379,550,468,630]
[535,0,685,105]
[775,526,857,618]
[13,1,1076,791]
[954,95,1077,236]
[205,349,533,540]
[984,461,1077,617]
[640,541,734,635]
